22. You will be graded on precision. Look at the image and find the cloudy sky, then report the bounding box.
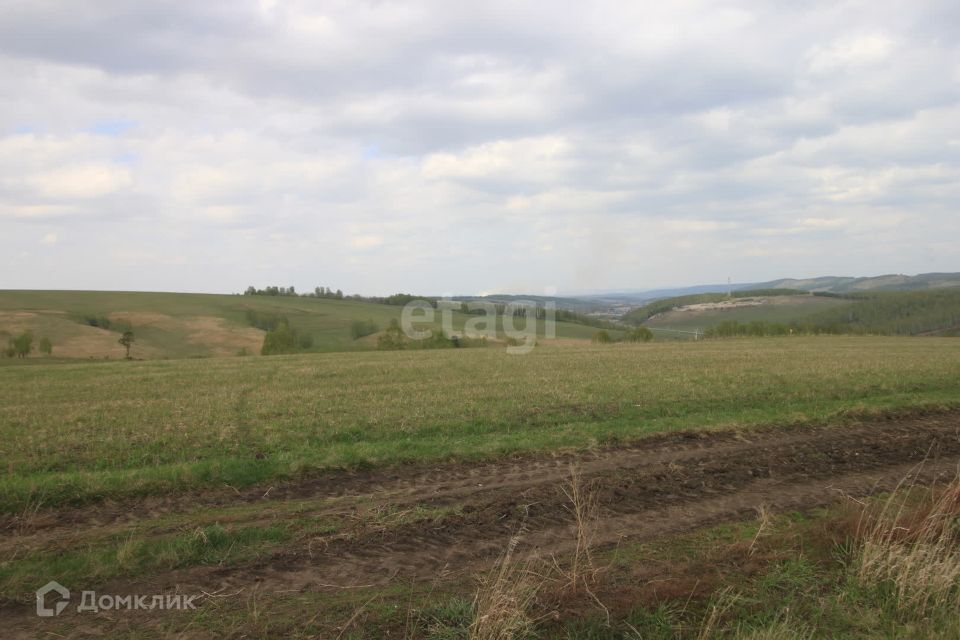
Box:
[1,1,957,295]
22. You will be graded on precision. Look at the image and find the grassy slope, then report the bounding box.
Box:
[2,336,959,512]
[637,288,960,338]
[0,290,607,359]
[644,295,851,334]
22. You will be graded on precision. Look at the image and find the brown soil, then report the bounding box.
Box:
[6,411,960,636]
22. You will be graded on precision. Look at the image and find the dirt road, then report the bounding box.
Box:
[6,410,960,636]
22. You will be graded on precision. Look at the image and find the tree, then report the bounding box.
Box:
[119,331,135,359]
[39,336,53,355]
[12,331,33,358]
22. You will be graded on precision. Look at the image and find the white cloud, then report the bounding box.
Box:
[806,34,896,74]
[0,1,957,293]
[24,164,132,199]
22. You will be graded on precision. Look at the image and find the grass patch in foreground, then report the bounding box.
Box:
[2,337,960,512]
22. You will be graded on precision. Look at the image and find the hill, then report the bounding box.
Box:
[627,287,960,338]
[0,290,614,361]
[750,271,960,294]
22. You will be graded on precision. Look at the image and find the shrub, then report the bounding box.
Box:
[591,330,612,344]
[261,322,298,355]
[377,319,408,350]
[82,315,112,330]
[350,319,379,340]
[245,309,288,332]
[624,326,654,342]
[12,331,33,358]
[297,333,314,350]
[39,336,53,355]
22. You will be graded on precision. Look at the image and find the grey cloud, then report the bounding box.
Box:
[0,1,957,294]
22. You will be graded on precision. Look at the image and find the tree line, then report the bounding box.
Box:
[245,285,344,299]
[2,331,53,358]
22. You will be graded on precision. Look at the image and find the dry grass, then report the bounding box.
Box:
[748,504,773,556]
[557,466,600,591]
[469,526,541,640]
[696,587,740,640]
[854,470,960,617]
[469,536,541,640]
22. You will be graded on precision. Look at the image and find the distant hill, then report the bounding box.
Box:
[626,286,960,338]
[747,272,960,294]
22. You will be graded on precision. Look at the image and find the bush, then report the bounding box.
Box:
[377,319,408,350]
[350,319,379,340]
[261,322,298,355]
[591,330,612,344]
[623,327,653,342]
[245,309,288,332]
[82,315,112,330]
[39,336,53,355]
[259,318,315,355]
[11,331,33,358]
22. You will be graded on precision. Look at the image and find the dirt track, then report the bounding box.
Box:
[192,412,960,592]
[6,411,960,633]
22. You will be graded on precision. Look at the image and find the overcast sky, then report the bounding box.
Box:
[1,1,957,295]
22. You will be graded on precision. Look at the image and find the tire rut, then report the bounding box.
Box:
[110,412,960,595]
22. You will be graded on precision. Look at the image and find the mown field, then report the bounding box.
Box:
[5,336,960,638]
[3,336,960,513]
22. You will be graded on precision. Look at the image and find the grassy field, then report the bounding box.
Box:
[0,290,609,359]
[3,336,960,513]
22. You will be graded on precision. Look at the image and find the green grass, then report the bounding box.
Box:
[2,336,960,512]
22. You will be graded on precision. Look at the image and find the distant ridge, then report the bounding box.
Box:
[746,272,960,294]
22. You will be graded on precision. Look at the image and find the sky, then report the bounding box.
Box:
[1,1,958,296]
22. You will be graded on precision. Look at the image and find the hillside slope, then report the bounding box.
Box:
[628,288,960,337]
[754,272,960,293]
[0,290,610,360]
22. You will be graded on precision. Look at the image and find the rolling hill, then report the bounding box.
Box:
[0,290,614,361]
[627,287,960,338]
[750,271,960,294]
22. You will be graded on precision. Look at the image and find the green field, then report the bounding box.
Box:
[0,290,609,360]
[3,336,960,513]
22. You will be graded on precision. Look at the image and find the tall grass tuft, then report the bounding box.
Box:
[854,471,960,618]
[469,527,540,640]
